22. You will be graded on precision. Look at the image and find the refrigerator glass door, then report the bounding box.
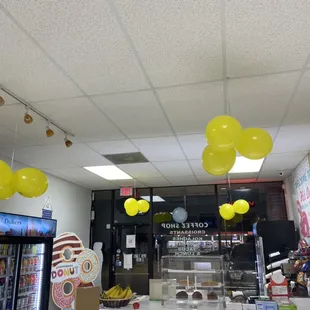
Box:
[16,244,45,310]
[0,243,17,310]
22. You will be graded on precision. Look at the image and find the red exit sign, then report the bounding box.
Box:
[120,187,133,197]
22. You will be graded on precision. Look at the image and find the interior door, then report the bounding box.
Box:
[112,224,149,295]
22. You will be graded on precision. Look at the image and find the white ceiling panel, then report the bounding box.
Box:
[262,152,307,171]
[152,161,193,177]
[229,72,299,128]
[166,175,198,186]
[132,136,185,161]
[177,134,206,160]
[87,139,138,155]
[113,0,222,87]
[259,170,291,180]
[137,177,171,187]
[0,10,81,101]
[117,163,162,178]
[189,160,206,177]
[284,70,310,125]
[8,143,111,169]
[0,90,18,105]
[112,179,145,188]
[196,174,224,184]
[33,97,124,141]
[1,0,149,95]
[92,91,172,138]
[273,124,310,154]
[158,82,224,134]
[226,0,310,77]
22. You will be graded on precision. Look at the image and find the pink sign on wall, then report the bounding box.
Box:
[293,156,310,237]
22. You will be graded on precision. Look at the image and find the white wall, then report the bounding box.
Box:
[0,157,92,310]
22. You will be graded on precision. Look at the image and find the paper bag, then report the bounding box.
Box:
[75,286,100,310]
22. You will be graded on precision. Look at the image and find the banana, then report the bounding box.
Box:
[105,284,119,296]
[110,286,123,299]
[125,286,133,299]
[117,286,129,299]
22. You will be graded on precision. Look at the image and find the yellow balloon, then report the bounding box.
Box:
[219,203,235,220]
[124,198,137,210]
[0,180,16,200]
[206,115,242,151]
[15,168,48,198]
[202,146,236,176]
[126,203,139,216]
[137,199,150,213]
[233,199,250,214]
[237,128,273,160]
[0,160,13,187]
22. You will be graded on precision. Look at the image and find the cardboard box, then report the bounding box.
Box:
[75,286,100,310]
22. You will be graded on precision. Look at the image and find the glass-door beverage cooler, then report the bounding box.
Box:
[0,212,56,310]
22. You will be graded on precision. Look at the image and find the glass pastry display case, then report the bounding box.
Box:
[161,255,225,309]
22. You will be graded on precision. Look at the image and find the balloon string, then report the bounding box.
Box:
[184,195,187,210]
[227,173,232,203]
[10,124,18,169]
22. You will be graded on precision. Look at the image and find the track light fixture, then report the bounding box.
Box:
[0,85,74,148]
[46,124,54,137]
[64,134,73,148]
[24,108,33,124]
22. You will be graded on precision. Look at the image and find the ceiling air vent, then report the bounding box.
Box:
[102,152,149,165]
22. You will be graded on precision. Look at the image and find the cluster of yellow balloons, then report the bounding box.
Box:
[219,199,250,221]
[153,212,172,223]
[202,115,273,176]
[124,198,150,216]
[0,161,48,200]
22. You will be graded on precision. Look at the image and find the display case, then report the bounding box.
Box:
[161,255,225,309]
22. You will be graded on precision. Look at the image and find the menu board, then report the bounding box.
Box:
[0,212,57,237]
[293,155,310,237]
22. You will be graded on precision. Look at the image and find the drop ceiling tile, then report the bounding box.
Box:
[189,160,206,177]
[152,161,193,177]
[157,82,224,134]
[33,97,124,141]
[2,1,149,95]
[196,174,224,184]
[284,70,310,125]
[132,136,185,161]
[137,177,171,187]
[0,10,81,101]
[166,175,198,186]
[8,143,111,169]
[112,179,145,188]
[229,72,299,128]
[228,173,259,180]
[87,139,138,155]
[117,163,162,178]
[114,0,222,86]
[226,1,310,77]
[259,170,292,180]
[92,91,172,138]
[177,134,206,160]
[262,152,307,171]
[273,124,310,154]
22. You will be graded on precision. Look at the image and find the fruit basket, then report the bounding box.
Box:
[100,297,132,308]
[100,284,134,308]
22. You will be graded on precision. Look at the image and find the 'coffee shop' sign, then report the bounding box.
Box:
[160,222,209,235]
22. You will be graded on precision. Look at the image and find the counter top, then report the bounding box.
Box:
[99,297,309,310]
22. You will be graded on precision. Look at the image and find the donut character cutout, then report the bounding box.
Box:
[52,232,84,267]
[76,249,100,284]
[52,277,81,309]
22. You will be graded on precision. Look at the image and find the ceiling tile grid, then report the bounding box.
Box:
[112,0,223,87]
[1,0,149,95]
[0,1,309,190]
[225,0,310,77]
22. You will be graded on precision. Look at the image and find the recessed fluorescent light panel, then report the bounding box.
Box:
[229,157,264,174]
[84,165,132,180]
[141,196,165,202]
